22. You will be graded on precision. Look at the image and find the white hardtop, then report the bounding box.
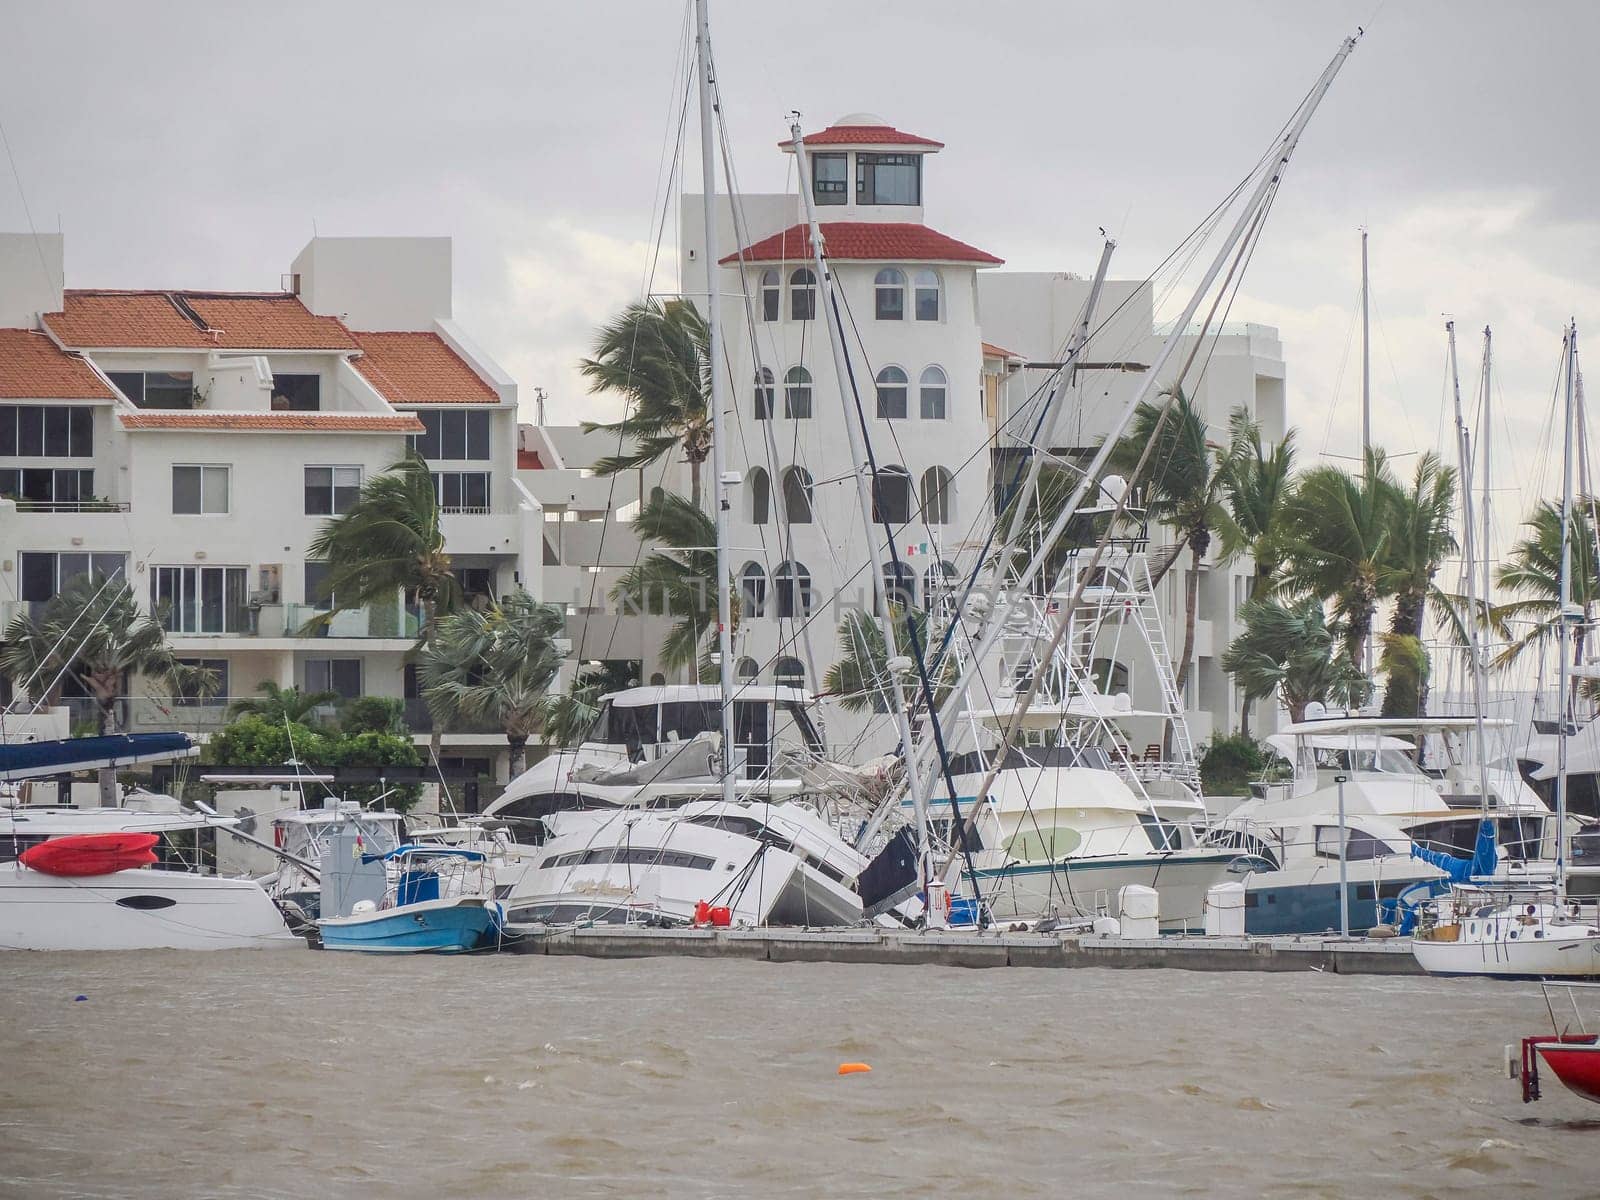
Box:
[1278,716,1514,737]
[601,684,812,707]
[274,807,404,827]
[0,804,234,836]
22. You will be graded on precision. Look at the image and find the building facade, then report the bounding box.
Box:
[0,234,539,778]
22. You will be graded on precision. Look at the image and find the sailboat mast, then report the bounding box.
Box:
[1480,328,1493,632]
[693,0,737,806]
[1557,322,1578,905]
[1446,321,1492,818]
[1360,229,1371,457]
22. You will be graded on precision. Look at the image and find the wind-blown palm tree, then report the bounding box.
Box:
[416,589,566,777]
[1220,596,1367,722]
[1279,447,1399,682]
[580,299,712,508]
[1215,407,1297,602]
[305,451,459,643]
[1377,451,1458,716]
[226,681,338,725]
[1492,500,1600,690]
[610,490,736,678]
[1110,386,1232,695]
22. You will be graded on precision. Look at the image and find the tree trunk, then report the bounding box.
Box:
[423,596,443,766]
[1240,697,1251,738]
[507,734,527,780]
[689,459,702,511]
[1174,547,1202,698]
[1147,534,1190,589]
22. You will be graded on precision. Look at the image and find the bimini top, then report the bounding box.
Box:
[601,685,813,707]
[0,733,196,782]
[1277,716,1514,738]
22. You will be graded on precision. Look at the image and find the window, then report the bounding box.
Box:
[739,562,767,617]
[306,658,362,700]
[922,560,957,610]
[773,561,812,619]
[774,656,805,688]
[875,367,908,419]
[921,466,953,525]
[18,552,126,602]
[812,152,848,205]
[172,465,230,514]
[433,471,491,513]
[913,270,941,321]
[152,565,248,634]
[305,560,335,607]
[789,268,816,322]
[919,365,947,419]
[1090,658,1130,696]
[455,567,496,606]
[784,367,812,419]
[872,466,912,524]
[409,410,491,461]
[882,561,916,610]
[748,467,770,525]
[781,466,814,524]
[270,374,320,412]
[735,656,760,681]
[0,468,93,506]
[753,368,775,420]
[874,269,905,321]
[0,405,92,456]
[175,659,228,706]
[760,270,781,322]
[857,153,921,205]
[304,466,362,515]
[107,371,193,410]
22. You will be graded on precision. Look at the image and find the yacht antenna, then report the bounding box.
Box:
[694,0,738,806]
[1446,320,1492,825]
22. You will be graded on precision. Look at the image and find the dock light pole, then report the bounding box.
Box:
[1335,773,1350,938]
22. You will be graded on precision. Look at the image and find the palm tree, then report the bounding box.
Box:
[1492,500,1600,693]
[1109,386,1232,695]
[305,451,459,643]
[610,490,736,677]
[579,299,712,508]
[1278,447,1399,683]
[1215,407,1297,602]
[1221,596,1367,722]
[226,681,338,725]
[822,607,945,714]
[416,588,566,777]
[1377,451,1457,716]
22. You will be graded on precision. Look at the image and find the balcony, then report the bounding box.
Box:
[401,698,504,735]
[9,499,130,514]
[163,602,421,645]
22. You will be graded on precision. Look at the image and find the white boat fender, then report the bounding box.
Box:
[351,899,378,915]
[1092,916,1120,938]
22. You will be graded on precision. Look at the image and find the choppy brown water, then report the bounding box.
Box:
[1,953,1596,1199]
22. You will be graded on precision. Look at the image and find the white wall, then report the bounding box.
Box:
[0,233,63,328]
[291,237,451,331]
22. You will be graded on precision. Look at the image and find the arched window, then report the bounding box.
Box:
[784,366,812,419]
[921,466,953,525]
[919,365,947,420]
[774,561,812,619]
[739,562,767,618]
[781,466,814,523]
[748,467,770,525]
[789,268,816,321]
[753,368,775,420]
[774,656,805,689]
[882,560,916,610]
[735,656,760,682]
[872,465,912,524]
[913,269,941,321]
[922,560,957,611]
[874,268,906,321]
[760,269,781,322]
[875,366,908,419]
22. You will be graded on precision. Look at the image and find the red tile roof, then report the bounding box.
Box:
[0,328,116,399]
[350,331,499,405]
[44,290,359,350]
[782,124,943,148]
[119,411,423,433]
[982,341,1022,360]
[721,222,1002,266]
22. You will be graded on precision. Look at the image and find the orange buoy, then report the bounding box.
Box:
[837,1062,872,1076]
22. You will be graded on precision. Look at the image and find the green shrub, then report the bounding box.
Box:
[1199,733,1284,796]
[203,715,423,812]
[336,695,406,735]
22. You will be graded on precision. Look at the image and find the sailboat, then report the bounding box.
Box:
[1413,322,1600,977]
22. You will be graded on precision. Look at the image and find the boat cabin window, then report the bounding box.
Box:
[1139,814,1182,852]
[543,846,716,872]
[1313,825,1398,860]
[1310,745,1425,778]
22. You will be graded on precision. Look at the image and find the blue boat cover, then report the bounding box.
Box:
[362,844,486,863]
[1409,817,1498,882]
[0,733,194,782]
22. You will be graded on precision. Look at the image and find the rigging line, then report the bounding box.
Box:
[1315,277,1365,460]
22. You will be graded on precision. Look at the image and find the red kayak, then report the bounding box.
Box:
[1520,1034,1600,1105]
[19,833,159,877]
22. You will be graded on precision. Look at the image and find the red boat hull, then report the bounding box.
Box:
[19,833,159,877]
[1522,1034,1600,1104]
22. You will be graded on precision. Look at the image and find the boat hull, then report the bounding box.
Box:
[318,896,499,954]
[0,864,302,951]
[1537,1039,1600,1104]
[1412,932,1600,978]
[971,850,1241,932]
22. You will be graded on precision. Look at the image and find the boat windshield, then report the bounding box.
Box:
[283,816,402,861]
[1311,746,1428,778]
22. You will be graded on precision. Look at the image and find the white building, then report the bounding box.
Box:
[669,114,1286,750]
[0,233,539,779]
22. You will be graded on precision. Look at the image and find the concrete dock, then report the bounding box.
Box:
[504,925,1424,975]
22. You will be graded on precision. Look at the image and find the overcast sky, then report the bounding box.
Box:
[3,0,1597,548]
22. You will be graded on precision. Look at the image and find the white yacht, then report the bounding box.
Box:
[1206,716,1555,934]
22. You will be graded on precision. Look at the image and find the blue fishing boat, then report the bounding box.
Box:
[315,836,502,954]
